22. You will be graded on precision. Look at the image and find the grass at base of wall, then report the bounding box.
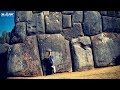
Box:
[8,65,120,79]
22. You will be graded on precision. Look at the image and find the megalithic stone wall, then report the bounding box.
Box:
[0,11,120,77]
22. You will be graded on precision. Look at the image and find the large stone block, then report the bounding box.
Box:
[11,22,26,44]
[102,16,120,33]
[37,34,72,75]
[91,33,120,67]
[45,12,62,33]
[83,11,102,36]
[62,23,84,41]
[7,35,43,76]
[70,36,94,71]
[72,23,84,37]
[62,15,72,28]
[15,11,32,23]
[72,11,83,23]
[27,12,45,35]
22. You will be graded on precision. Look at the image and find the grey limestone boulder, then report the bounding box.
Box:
[72,11,83,23]
[15,11,32,23]
[62,15,72,28]
[7,35,43,76]
[83,11,102,36]
[62,23,84,41]
[91,33,120,67]
[27,12,45,35]
[102,16,120,33]
[11,22,26,44]
[45,12,62,33]
[71,36,94,71]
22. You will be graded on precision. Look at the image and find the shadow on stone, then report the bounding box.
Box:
[0,52,8,79]
[115,55,120,65]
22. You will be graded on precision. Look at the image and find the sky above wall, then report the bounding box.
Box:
[0,11,15,36]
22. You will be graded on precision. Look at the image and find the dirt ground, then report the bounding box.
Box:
[7,65,120,79]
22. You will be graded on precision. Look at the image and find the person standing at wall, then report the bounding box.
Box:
[47,49,56,74]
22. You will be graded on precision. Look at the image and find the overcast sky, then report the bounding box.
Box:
[0,11,15,36]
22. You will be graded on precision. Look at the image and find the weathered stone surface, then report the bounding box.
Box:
[27,21,37,35]
[70,36,94,71]
[37,34,72,75]
[100,11,107,16]
[45,12,62,33]
[62,11,74,15]
[83,11,102,36]
[91,33,120,67]
[0,37,4,44]
[72,23,84,37]
[0,43,10,79]
[107,11,117,17]
[102,16,120,32]
[27,12,45,35]
[62,15,71,28]
[62,23,84,41]
[7,35,43,76]
[72,11,83,23]
[2,31,10,44]
[61,29,73,41]
[0,43,10,54]
[37,12,45,34]
[11,22,26,44]
[43,11,49,16]
[15,11,32,22]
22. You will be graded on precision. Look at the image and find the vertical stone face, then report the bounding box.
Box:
[37,34,72,75]
[27,12,45,35]
[15,11,32,23]
[62,23,84,41]
[72,11,83,23]
[62,15,72,28]
[7,35,43,76]
[72,23,84,37]
[11,22,26,44]
[91,33,120,67]
[83,11,102,36]
[71,36,94,71]
[45,12,62,33]
[37,12,45,34]
[102,16,120,33]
